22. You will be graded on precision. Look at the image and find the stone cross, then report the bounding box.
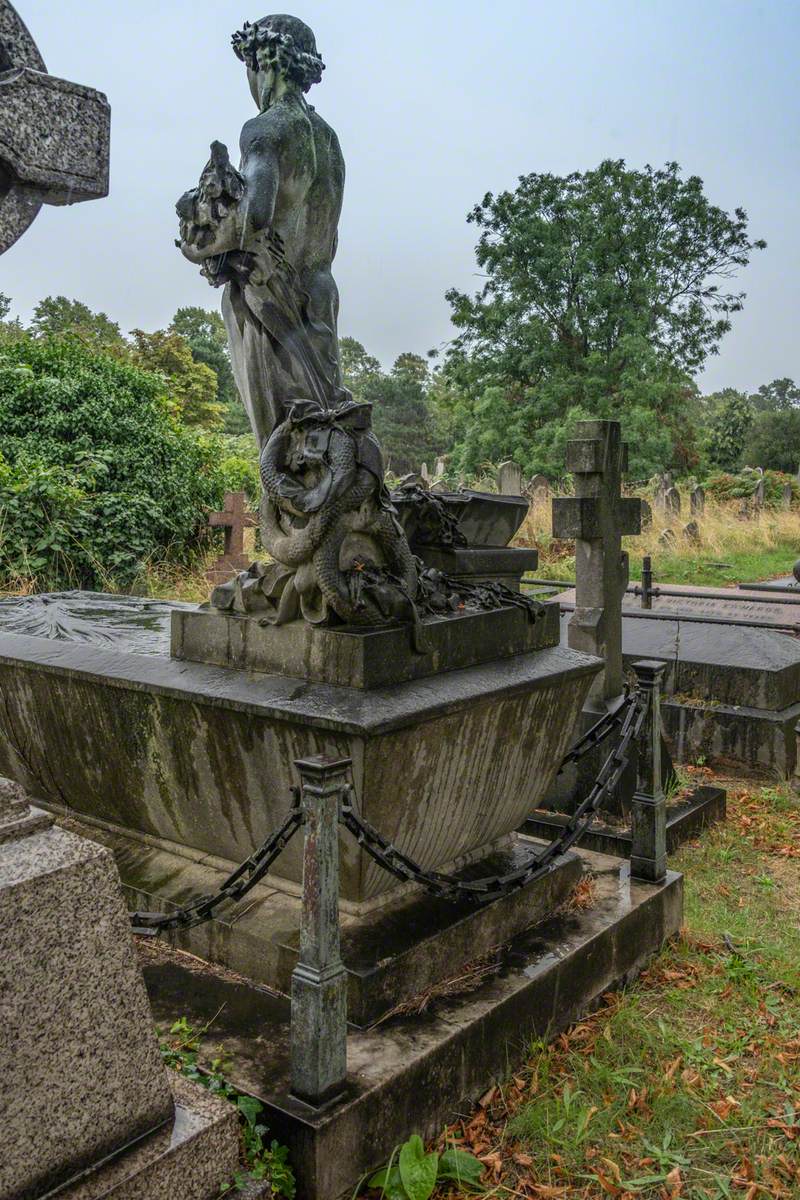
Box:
[552,420,641,704]
[0,2,110,253]
[209,491,257,558]
[206,492,258,585]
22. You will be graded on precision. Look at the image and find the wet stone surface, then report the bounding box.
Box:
[0,591,192,655]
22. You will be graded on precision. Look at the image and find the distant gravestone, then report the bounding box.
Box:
[659,528,676,549]
[664,486,681,516]
[690,486,705,517]
[420,462,430,483]
[640,498,653,528]
[434,456,446,478]
[754,478,766,509]
[682,520,701,544]
[783,483,793,510]
[496,460,523,495]
[527,473,550,502]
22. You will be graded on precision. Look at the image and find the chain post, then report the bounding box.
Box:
[630,660,667,882]
[290,754,350,1107]
[641,556,653,610]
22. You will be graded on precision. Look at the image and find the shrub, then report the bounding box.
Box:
[703,468,798,507]
[0,334,248,590]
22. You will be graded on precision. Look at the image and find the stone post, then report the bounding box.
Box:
[552,421,641,705]
[629,660,668,883]
[291,754,350,1106]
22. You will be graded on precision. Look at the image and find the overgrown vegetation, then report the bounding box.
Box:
[159,1016,296,1197]
[0,334,256,590]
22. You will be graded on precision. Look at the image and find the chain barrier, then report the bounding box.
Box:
[130,798,303,935]
[340,689,646,904]
[130,689,647,932]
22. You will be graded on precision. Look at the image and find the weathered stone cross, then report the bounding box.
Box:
[552,420,641,705]
[0,1,110,253]
[209,491,258,558]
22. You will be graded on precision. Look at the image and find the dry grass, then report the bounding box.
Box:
[514,493,800,587]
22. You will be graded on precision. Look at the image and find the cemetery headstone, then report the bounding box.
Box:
[664,486,681,515]
[640,498,653,528]
[754,478,766,509]
[690,485,705,516]
[496,459,523,495]
[528,472,550,502]
[782,483,793,509]
[659,527,676,548]
[206,490,257,585]
[420,461,430,484]
[434,456,446,477]
[682,519,701,544]
[552,420,641,703]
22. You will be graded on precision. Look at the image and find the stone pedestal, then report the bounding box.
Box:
[0,783,241,1200]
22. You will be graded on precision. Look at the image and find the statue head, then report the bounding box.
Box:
[232,15,324,109]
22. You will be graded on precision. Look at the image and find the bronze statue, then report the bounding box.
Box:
[177,15,418,626]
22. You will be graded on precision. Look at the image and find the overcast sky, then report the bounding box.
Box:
[3,0,799,392]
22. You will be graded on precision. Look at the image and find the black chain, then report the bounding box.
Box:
[131,689,648,933]
[555,691,630,775]
[339,689,646,904]
[130,798,303,935]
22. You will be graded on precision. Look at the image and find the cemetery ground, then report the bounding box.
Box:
[152,769,800,1200]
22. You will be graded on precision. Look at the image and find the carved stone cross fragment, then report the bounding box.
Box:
[552,420,641,704]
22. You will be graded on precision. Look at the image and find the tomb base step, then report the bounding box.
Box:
[47,805,583,1027]
[139,850,683,1200]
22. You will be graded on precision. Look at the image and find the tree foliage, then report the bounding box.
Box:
[705,388,755,471]
[443,159,765,478]
[130,328,224,429]
[0,334,237,588]
[30,295,127,354]
[171,306,246,433]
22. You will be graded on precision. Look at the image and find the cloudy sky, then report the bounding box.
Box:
[4,0,799,391]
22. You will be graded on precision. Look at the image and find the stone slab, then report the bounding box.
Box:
[662,696,800,777]
[555,583,800,630]
[523,785,727,857]
[171,601,560,688]
[0,630,601,901]
[51,805,581,1025]
[557,609,800,710]
[0,820,174,1200]
[59,1073,241,1199]
[140,853,683,1200]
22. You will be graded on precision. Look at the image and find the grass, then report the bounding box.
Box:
[516,493,800,588]
[428,774,800,1200]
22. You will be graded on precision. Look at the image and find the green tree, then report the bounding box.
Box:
[749,377,800,413]
[742,409,800,474]
[0,294,10,321]
[130,328,224,429]
[30,295,127,354]
[366,361,439,476]
[340,336,381,398]
[443,159,765,478]
[171,306,247,434]
[706,388,754,470]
